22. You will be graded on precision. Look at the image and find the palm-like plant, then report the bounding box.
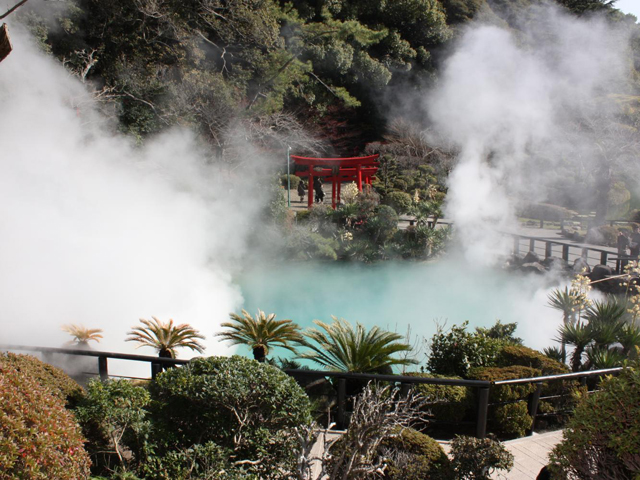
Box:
[618,323,640,357]
[298,317,418,373]
[126,317,205,358]
[61,324,103,348]
[216,309,303,362]
[555,321,593,372]
[547,287,583,363]
[586,346,626,369]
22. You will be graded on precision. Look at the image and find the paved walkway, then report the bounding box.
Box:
[438,430,563,479]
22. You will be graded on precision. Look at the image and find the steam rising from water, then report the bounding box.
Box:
[430,7,632,264]
[0,26,266,366]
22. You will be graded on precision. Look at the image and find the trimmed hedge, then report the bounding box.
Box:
[469,366,540,438]
[405,373,472,423]
[0,353,84,405]
[497,346,569,375]
[383,191,413,215]
[0,358,90,479]
[280,174,301,190]
[518,203,577,221]
[549,362,640,478]
[149,356,312,477]
[380,427,451,479]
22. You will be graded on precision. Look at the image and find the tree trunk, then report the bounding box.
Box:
[253,346,267,363]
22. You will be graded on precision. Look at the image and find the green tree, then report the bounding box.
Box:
[126,317,206,358]
[61,323,103,347]
[299,316,417,372]
[216,309,303,362]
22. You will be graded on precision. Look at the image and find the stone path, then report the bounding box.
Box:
[309,429,564,480]
[438,430,564,479]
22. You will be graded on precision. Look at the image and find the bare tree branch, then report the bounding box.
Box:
[0,0,28,20]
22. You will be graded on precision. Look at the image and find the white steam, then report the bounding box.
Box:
[430,7,631,264]
[0,26,266,368]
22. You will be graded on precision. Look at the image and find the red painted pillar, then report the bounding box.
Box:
[332,177,337,209]
[356,164,362,192]
[308,169,314,209]
[337,181,342,204]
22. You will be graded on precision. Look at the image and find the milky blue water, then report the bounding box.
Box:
[236,261,556,360]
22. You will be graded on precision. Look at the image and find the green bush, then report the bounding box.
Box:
[383,191,413,215]
[364,205,399,244]
[74,379,151,476]
[469,366,540,438]
[149,356,312,477]
[280,174,301,190]
[380,427,451,479]
[497,346,569,375]
[518,203,577,221]
[427,322,504,378]
[405,373,472,423]
[586,224,619,247]
[0,359,91,479]
[549,361,640,479]
[0,352,84,405]
[450,435,514,480]
[138,442,244,480]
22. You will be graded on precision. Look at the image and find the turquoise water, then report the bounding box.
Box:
[236,261,555,359]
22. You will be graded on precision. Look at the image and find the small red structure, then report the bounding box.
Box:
[291,154,379,209]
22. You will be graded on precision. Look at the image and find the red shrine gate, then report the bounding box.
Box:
[290,154,380,209]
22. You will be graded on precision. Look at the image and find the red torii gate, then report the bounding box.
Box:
[291,154,380,209]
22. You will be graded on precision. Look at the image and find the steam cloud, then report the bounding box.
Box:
[429,6,632,264]
[0,25,267,371]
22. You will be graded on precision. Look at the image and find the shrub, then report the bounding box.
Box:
[468,366,540,438]
[380,427,451,480]
[450,435,514,479]
[149,356,312,477]
[364,205,399,244]
[0,360,91,479]
[427,322,504,378]
[405,373,472,423]
[280,174,301,190]
[497,346,569,375]
[518,203,577,221]
[383,191,413,215]
[586,225,619,247]
[549,362,640,479]
[0,352,84,405]
[74,379,151,476]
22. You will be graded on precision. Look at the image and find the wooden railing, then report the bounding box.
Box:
[511,234,631,273]
[1,345,622,439]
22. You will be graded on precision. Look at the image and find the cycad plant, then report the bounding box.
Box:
[298,317,418,373]
[547,286,585,363]
[555,321,592,372]
[126,317,205,358]
[61,324,103,348]
[216,309,303,362]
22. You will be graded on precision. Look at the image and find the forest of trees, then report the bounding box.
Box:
[10,0,639,157]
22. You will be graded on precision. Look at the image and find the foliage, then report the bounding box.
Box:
[137,442,243,480]
[216,309,303,362]
[497,345,569,375]
[449,435,514,480]
[383,191,413,215]
[404,373,472,423]
[380,427,451,480]
[126,317,205,358]
[549,360,640,479]
[0,352,84,405]
[517,203,577,221]
[74,379,151,476]
[299,316,418,373]
[0,359,91,479]
[322,384,428,479]
[586,225,620,247]
[281,173,301,190]
[468,366,540,437]
[149,356,312,478]
[61,324,104,345]
[426,321,513,378]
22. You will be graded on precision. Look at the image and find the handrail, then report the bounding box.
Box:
[1,345,624,439]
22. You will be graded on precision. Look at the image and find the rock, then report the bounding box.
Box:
[521,262,547,274]
[572,257,590,274]
[542,256,569,272]
[589,264,613,282]
[522,251,541,264]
